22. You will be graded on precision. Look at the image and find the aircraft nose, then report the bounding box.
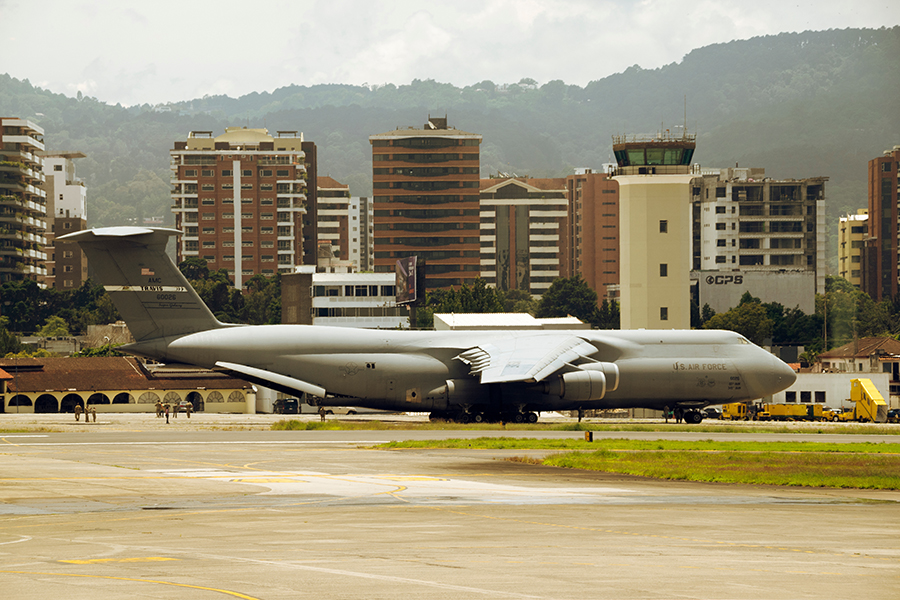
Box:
[771,354,797,391]
[743,351,796,398]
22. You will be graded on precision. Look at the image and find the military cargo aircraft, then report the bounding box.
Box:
[62,227,796,424]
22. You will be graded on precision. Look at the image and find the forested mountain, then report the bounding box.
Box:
[1,27,897,270]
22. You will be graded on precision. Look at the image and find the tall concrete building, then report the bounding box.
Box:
[170,128,315,287]
[479,176,569,295]
[0,118,47,285]
[370,116,482,290]
[40,152,87,289]
[838,210,868,288]
[862,145,900,301]
[349,196,374,272]
[566,169,620,300]
[692,167,826,314]
[612,132,697,329]
[316,176,351,264]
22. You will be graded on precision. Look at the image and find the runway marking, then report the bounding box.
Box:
[0,570,259,599]
[422,506,900,564]
[4,440,391,446]
[0,535,31,545]
[60,557,178,564]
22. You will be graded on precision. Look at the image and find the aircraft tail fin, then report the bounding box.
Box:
[60,227,226,341]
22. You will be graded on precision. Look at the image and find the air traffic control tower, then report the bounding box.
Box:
[612,131,696,330]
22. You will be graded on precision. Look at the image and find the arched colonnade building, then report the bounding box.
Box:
[0,357,256,414]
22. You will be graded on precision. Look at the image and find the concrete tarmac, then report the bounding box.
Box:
[1,414,898,599]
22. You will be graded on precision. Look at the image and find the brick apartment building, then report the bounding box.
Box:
[370,116,482,290]
[170,127,317,286]
[862,145,900,300]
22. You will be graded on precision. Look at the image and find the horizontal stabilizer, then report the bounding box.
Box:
[216,361,326,398]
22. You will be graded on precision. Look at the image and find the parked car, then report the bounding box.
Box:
[274,398,299,414]
[887,408,900,423]
[703,407,723,420]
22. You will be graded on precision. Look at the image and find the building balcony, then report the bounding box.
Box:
[3,135,45,152]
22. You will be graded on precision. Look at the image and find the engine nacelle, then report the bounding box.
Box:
[543,362,619,402]
[577,362,620,392]
[426,378,491,411]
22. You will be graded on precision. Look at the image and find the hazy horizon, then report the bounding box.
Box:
[3,0,897,107]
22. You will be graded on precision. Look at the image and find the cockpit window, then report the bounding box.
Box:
[737,336,751,344]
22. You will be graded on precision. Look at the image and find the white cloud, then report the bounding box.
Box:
[1,0,896,106]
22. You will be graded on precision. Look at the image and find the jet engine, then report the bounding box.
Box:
[543,362,620,402]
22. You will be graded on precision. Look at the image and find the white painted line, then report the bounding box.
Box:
[1,435,49,438]
[3,440,392,446]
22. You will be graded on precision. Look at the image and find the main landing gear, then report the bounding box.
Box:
[672,407,704,424]
[429,410,539,424]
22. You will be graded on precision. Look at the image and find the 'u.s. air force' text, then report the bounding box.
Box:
[673,362,728,371]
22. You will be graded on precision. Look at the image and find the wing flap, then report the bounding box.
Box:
[456,335,599,384]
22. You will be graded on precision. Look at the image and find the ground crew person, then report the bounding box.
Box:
[173,403,178,418]
[155,400,163,418]
[164,404,170,424]
[319,406,326,422]
[74,404,82,421]
[91,407,97,422]
[185,403,192,418]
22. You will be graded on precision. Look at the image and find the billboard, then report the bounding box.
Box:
[696,270,815,314]
[395,256,417,305]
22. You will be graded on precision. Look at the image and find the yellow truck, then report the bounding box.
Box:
[837,379,888,423]
[722,402,749,421]
[755,403,826,421]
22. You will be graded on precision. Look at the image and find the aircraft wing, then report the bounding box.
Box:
[456,334,598,384]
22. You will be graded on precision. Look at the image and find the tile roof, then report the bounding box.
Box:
[0,357,252,394]
[316,175,348,189]
[817,337,900,359]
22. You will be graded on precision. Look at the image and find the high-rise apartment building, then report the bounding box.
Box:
[566,169,620,300]
[370,116,482,290]
[838,210,868,288]
[316,176,351,263]
[170,128,315,287]
[40,152,87,289]
[863,145,900,301]
[612,132,697,329]
[692,168,826,294]
[0,118,47,285]
[479,176,569,294]
[349,196,374,271]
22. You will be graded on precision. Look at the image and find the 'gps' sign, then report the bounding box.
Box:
[706,275,744,285]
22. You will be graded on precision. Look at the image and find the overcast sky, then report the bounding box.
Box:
[3,0,897,107]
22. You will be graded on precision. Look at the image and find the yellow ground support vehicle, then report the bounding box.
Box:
[755,403,826,421]
[837,379,888,423]
[722,402,749,420]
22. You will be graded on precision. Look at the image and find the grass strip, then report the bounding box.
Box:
[270,419,900,435]
[378,437,900,454]
[540,449,900,489]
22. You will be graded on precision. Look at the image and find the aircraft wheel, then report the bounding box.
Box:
[474,413,484,423]
[513,413,525,423]
[526,412,538,423]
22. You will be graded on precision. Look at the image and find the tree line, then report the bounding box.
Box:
[1,271,896,363]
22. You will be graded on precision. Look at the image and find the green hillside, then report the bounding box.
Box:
[1,27,897,271]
